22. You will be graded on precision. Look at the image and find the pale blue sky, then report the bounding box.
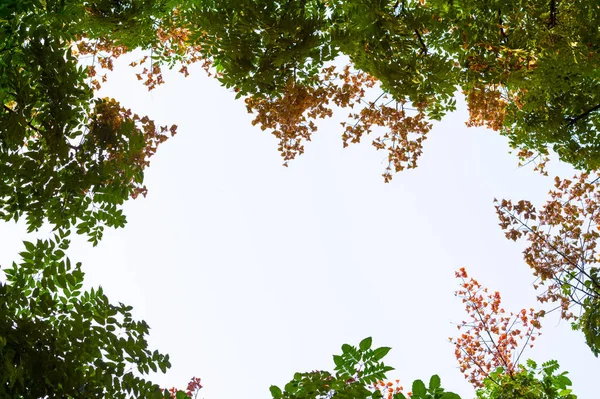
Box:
[1,54,597,398]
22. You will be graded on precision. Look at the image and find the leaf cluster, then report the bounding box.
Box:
[476,360,576,399]
[171,0,600,175]
[0,234,172,398]
[188,0,335,97]
[496,172,600,356]
[452,268,542,387]
[0,0,175,242]
[269,337,460,399]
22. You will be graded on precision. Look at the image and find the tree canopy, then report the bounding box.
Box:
[3,0,600,234]
[0,0,598,397]
[0,0,176,244]
[268,272,578,399]
[180,0,600,172]
[0,234,173,398]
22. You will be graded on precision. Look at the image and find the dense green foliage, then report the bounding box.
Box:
[0,0,174,244]
[0,234,173,398]
[476,360,576,399]
[270,337,461,399]
[271,338,577,399]
[183,0,600,168]
[194,0,334,95]
[2,1,600,235]
[579,279,600,356]
[0,1,182,397]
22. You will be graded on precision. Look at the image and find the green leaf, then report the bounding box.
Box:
[359,337,373,351]
[412,380,427,398]
[175,391,188,399]
[23,241,35,252]
[333,355,344,367]
[554,375,572,389]
[373,347,391,360]
[440,393,461,399]
[56,274,67,289]
[429,375,440,391]
[270,385,283,398]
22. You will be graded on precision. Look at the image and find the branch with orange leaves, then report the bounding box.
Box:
[496,172,600,355]
[73,8,211,94]
[495,173,600,314]
[451,268,541,389]
[245,64,431,182]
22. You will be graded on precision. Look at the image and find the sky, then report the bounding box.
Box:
[1,54,598,398]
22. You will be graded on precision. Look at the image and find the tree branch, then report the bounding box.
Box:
[414,29,428,55]
[3,104,42,134]
[462,281,512,372]
[567,103,600,126]
[498,9,508,43]
[2,105,81,151]
[501,206,600,293]
[0,44,18,54]
[548,0,557,28]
